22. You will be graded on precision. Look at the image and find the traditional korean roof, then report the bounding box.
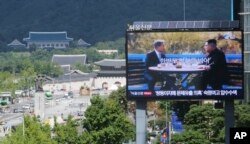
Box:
[94,59,125,68]
[23,31,73,42]
[7,39,26,47]
[52,54,87,66]
[54,72,97,83]
[77,39,91,47]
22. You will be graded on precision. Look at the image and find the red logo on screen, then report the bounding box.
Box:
[144,91,152,96]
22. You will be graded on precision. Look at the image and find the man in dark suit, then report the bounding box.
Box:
[200,39,228,90]
[144,40,175,91]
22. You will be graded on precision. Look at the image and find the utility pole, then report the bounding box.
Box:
[22,114,25,137]
[166,102,169,144]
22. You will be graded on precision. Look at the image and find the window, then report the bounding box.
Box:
[102,82,108,90]
[114,81,121,87]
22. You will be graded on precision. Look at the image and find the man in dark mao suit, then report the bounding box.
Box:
[200,39,228,90]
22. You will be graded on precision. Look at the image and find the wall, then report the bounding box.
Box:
[94,77,126,90]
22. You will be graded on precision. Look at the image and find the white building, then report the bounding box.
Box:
[23,31,73,49]
[94,59,126,91]
[97,49,118,55]
[43,71,97,94]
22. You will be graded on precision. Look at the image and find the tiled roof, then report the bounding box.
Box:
[96,71,125,74]
[77,39,91,47]
[23,31,73,42]
[53,72,97,83]
[7,39,25,47]
[52,54,87,66]
[94,59,125,67]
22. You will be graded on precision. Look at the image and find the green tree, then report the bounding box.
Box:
[54,115,79,144]
[34,61,63,77]
[3,116,55,144]
[235,103,250,127]
[183,104,224,143]
[0,71,16,93]
[82,96,135,143]
[108,86,128,113]
[73,63,93,73]
[171,130,210,144]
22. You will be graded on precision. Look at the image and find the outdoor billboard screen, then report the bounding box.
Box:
[126,30,243,100]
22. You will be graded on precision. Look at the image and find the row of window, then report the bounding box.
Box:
[29,43,69,48]
[102,81,121,90]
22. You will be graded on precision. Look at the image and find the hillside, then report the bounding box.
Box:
[0,0,230,48]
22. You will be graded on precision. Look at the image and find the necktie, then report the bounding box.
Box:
[159,53,165,63]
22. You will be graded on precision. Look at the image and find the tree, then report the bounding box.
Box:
[171,130,210,144]
[73,63,93,73]
[3,116,55,144]
[108,86,128,113]
[183,104,224,143]
[54,115,79,144]
[235,103,250,127]
[82,96,135,143]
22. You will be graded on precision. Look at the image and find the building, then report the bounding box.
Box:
[97,49,118,55]
[77,39,91,47]
[43,70,97,94]
[52,54,87,73]
[94,59,126,91]
[23,31,73,49]
[7,39,26,48]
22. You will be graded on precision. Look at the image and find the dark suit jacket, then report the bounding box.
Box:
[204,48,228,88]
[144,50,165,80]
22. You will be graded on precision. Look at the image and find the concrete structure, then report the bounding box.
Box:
[0,113,23,137]
[43,59,126,96]
[97,49,118,55]
[34,92,45,122]
[7,39,26,48]
[23,31,73,49]
[94,59,126,91]
[43,71,96,94]
[241,0,250,102]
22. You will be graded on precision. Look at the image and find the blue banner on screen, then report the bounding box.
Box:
[126,30,243,100]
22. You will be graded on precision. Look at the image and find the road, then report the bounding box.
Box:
[44,94,90,119]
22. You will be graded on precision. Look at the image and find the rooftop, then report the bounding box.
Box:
[77,39,91,47]
[7,39,26,47]
[23,31,73,42]
[94,59,125,68]
[51,72,97,83]
[52,54,87,66]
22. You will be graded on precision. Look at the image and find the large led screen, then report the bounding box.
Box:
[126,30,243,100]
